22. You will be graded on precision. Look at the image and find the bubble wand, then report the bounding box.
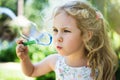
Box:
[20,32,52,46]
[20,22,52,46]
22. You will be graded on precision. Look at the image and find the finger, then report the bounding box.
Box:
[16,39,24,44]
[16,44,28,54]
[16,38,27,44]
[17,52,26,60]
[19,44,28,50]
[16,44,24,52]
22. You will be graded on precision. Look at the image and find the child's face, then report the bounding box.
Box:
[53,11,85,56]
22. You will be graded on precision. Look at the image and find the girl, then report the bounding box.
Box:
[16,0,118,80]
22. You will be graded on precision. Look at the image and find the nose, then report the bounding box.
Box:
[56,33,63,42]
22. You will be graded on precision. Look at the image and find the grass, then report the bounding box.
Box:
[0,62,35,80]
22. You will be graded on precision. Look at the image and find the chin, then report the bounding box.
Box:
[58,52,68,56]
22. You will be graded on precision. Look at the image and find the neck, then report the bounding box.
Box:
[65,51,88,67]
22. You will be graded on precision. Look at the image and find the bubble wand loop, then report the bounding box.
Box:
[20,32,52,46]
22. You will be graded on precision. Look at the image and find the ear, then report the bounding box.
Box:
[87,31,93,41]
[83,31,93,41]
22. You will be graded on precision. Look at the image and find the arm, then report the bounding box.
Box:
[31,54,57,77]
[20,54,57,77]
[16,40,57,77]
[21,55,34,76]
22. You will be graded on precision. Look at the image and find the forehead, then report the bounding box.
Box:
[53,11,78,29]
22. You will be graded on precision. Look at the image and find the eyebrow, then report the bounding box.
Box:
[52,26,69,29]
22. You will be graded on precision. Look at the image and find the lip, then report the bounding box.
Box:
[56,46,62,49]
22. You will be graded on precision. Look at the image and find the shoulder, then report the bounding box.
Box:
[45,53,60,70]
[46,53,59,61]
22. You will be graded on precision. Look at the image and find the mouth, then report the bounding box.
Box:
[56,46,62,49]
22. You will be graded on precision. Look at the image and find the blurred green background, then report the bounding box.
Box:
[0,0,120,80]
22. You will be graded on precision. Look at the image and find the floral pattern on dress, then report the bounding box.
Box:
[55,55,93,80]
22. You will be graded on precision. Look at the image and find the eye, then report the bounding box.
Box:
[53,28,58,32]
[64,30,71,33]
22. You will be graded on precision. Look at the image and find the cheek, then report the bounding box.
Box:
[65,35,83,47]
[68,33,82,41]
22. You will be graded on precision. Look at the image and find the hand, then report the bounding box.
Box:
[16,39,28,61]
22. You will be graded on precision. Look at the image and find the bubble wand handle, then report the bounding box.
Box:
[23,40,36,46]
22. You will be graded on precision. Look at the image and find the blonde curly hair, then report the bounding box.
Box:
[53,0,118,80]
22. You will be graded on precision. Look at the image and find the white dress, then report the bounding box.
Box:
[55,55,93,80]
